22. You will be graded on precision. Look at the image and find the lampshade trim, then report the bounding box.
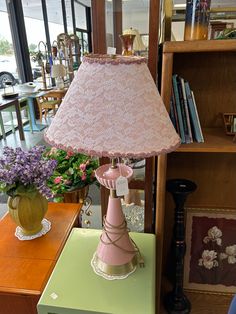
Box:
[44,133,180,158]
[91,252,137,280]
[83,54,146,65]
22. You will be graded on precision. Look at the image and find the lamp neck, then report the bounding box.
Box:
[111,158,117,169]
[110,159,118,198]
[110,189,117,198]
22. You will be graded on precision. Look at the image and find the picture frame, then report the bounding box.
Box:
[184,207,236,295]
[222,113,236,135]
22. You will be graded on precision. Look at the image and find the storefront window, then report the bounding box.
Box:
[74,1,91,58]
[46,1,65,43]
[65,0,74,34]
[22,0,48,85]
[74,2,87,30]
[0,2,19,90]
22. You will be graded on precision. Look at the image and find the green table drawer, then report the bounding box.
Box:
[37,228,156,314]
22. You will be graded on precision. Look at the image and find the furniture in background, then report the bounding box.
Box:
[56,33,80,83]
[0,202,82,314]
[0,98,25,140]
[22,91,47,132]
[36,89,66,123]
[1,97,32,135]
[158,39,236,313]
[36,96,60,123]
[38,228,156,314]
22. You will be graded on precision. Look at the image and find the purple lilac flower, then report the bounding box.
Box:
[0,146,57,198]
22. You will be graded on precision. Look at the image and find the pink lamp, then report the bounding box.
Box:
[45,54,180,279]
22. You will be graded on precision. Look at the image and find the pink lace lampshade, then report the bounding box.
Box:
[45,54,180,279]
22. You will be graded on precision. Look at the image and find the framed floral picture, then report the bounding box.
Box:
[184,207,236,294]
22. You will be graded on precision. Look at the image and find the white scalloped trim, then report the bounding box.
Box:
[15,218,51,240]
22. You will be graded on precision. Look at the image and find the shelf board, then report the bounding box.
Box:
[176,128,236,153]
[163,39,236,54]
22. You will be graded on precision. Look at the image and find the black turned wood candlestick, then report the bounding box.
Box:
[164,179,197,314]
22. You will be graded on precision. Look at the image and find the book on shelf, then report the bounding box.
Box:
[190,90,204,142]
[170,75,204,144]
[170,87,180,135]
[169,94,176,129]
[179,77,193,143]
[176,76,192,143]
[172,74,185,143]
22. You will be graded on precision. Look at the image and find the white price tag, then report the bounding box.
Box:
[107,47,116,55]
[116,176,129,196]
[50,292,58,300]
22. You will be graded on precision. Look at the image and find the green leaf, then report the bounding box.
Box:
[53,196,64,203]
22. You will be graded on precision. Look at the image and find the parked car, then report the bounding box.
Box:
[0,55,42,89]
[0,56,18,88]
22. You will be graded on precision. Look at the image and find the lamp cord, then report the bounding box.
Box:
[100,215,145,267]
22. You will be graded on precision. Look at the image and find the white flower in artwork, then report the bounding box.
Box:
[198,250,219,269]
[203,226,222,246]
[228,256,236,264]
[224,245,236,264]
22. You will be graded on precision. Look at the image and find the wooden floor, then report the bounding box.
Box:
[160,294,232,314]
[160,277,233,314]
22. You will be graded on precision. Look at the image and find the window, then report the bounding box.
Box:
[22,0,48,84]
[74,1,87,30]
[0,2,19,89]
[74,1,91,57]
[46,0,65,43]
[65,0,74,34]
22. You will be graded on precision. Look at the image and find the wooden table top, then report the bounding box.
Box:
[0,202,82,295]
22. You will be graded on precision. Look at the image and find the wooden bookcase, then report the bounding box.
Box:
[157,39,236,313]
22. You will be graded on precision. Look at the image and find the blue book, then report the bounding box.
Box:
[179,77,193,143]
[171,87,180,136]
[172,74,185,143]
[185,81,204,143]
[169,96,176,129]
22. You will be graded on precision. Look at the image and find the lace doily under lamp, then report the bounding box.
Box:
[44,54,180,279]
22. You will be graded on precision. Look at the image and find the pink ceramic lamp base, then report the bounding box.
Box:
[91,163,139,279]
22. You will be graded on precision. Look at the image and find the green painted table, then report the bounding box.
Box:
[37,228,156,314]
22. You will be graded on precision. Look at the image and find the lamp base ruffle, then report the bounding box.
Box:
[91,252,137,280]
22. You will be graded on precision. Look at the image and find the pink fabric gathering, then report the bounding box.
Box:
[44,54,180,158]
